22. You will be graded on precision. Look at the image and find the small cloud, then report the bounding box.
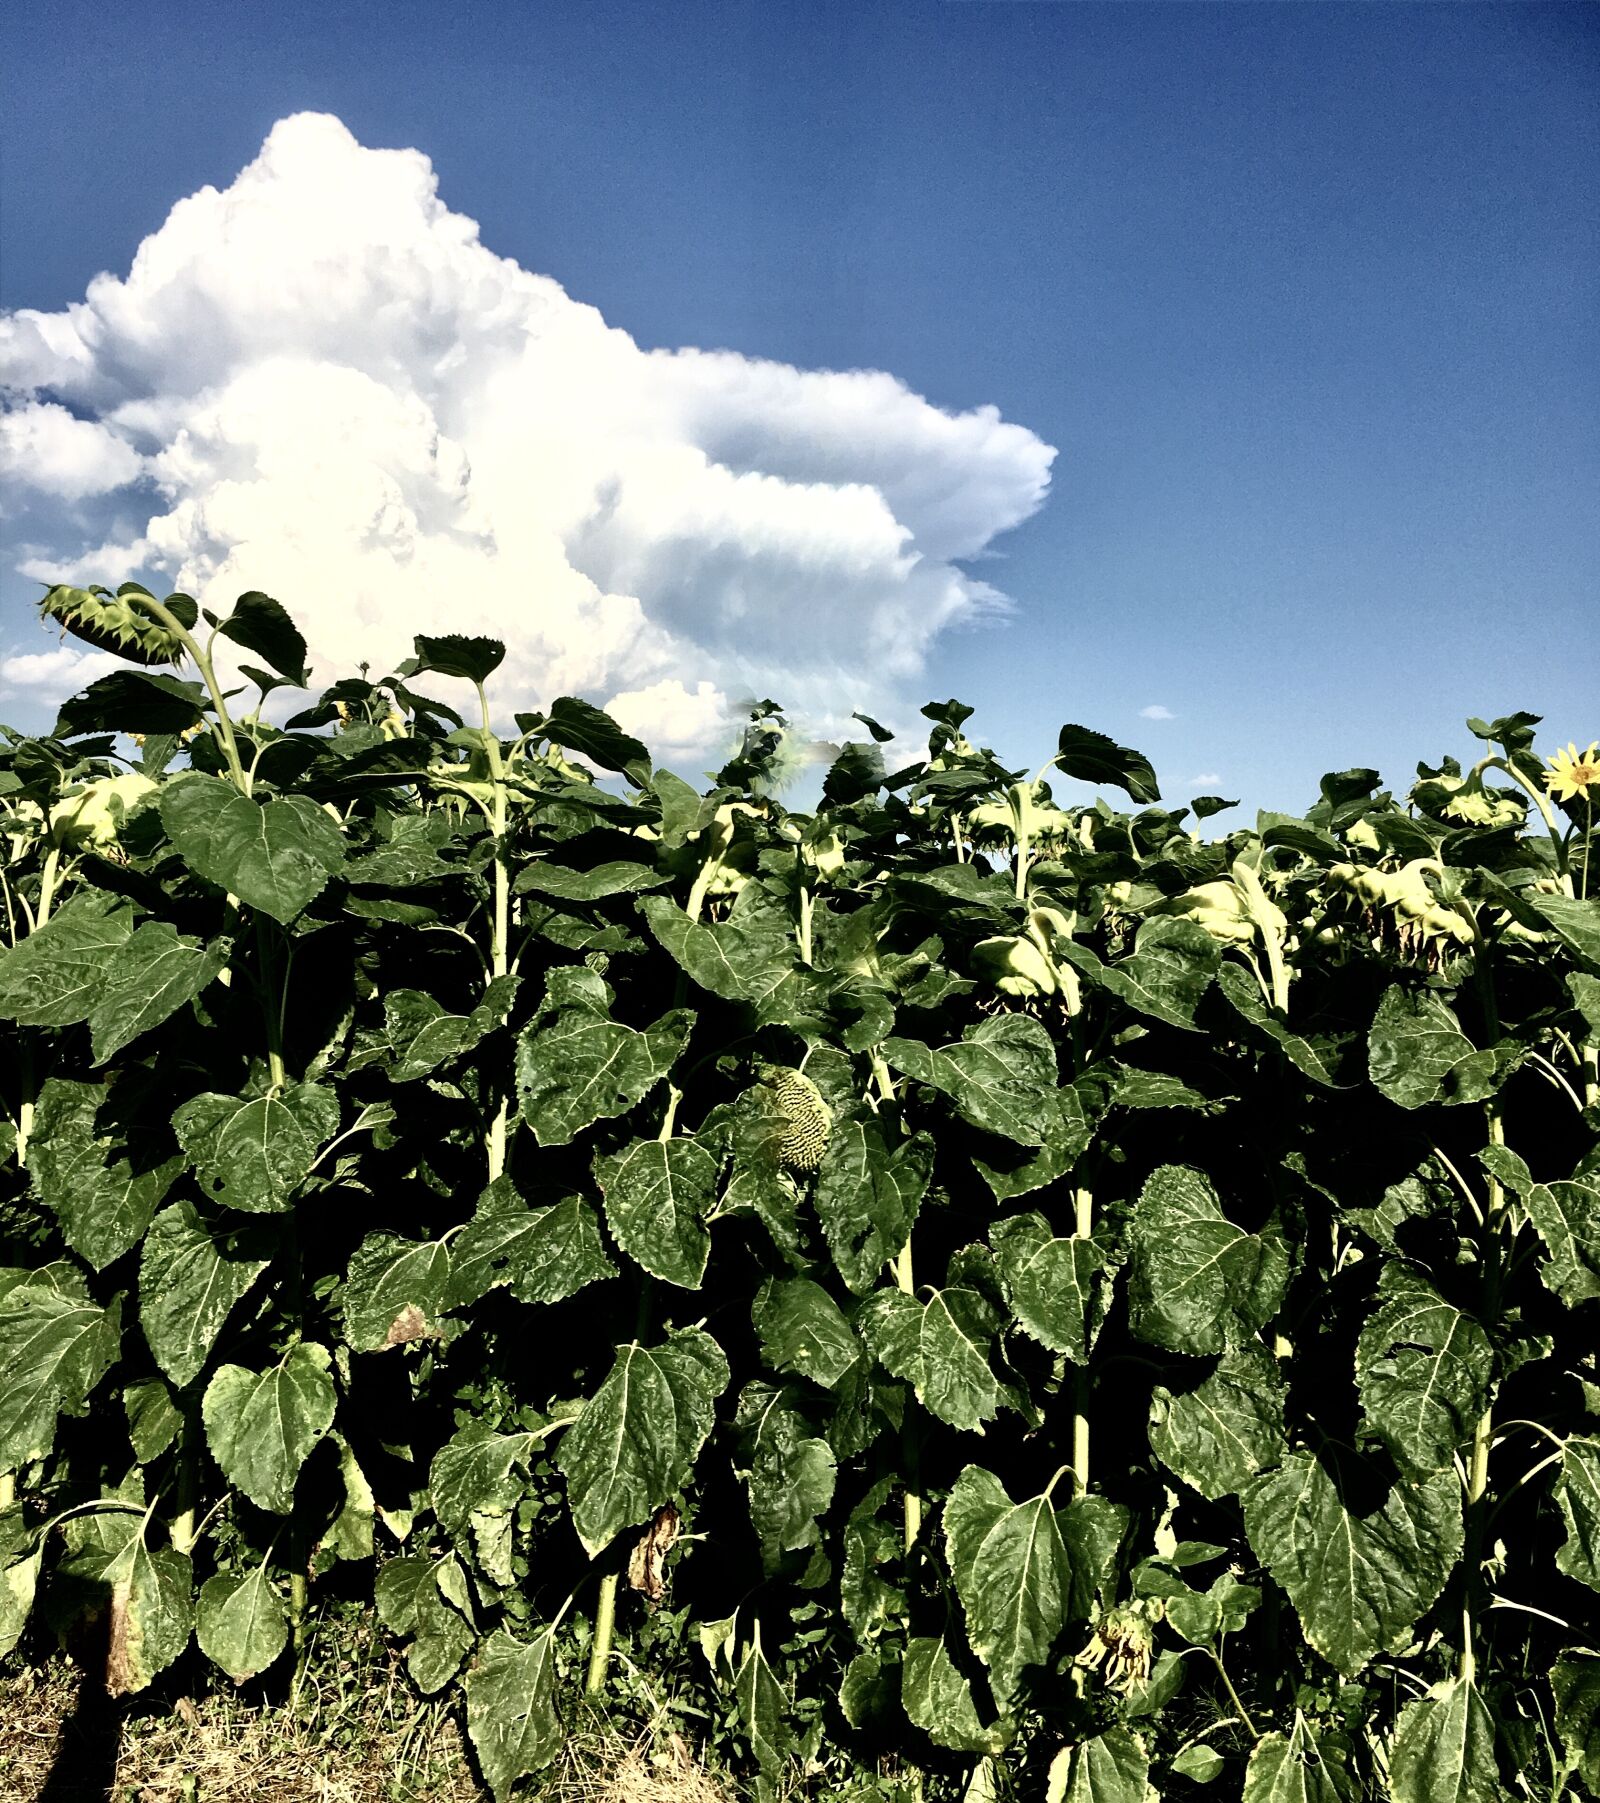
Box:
[1139,704,1175,721]
[1187,771,1222,788]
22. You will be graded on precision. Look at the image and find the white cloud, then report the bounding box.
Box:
[0,401,143,500]
[1187,771,1222,788]
[0,112,1055,753]
[1139,704,1175,721]
[0,644,120,701]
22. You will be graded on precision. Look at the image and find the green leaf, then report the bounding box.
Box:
[752,1278,862,1389]
[0,1541,42,1661]
[594,1135,718,1289]
[139,1200,274,1388]
[1172,1745,1226,1783]
[814,1114,933,1294]
[735,1633,795,1772]
[515,984,692,1146]
[1552,1657,1600,1792]
[1553,1437,1600,1592]
[431,1424,535,1585]
[735,1382,837,1568]
[173,1084,339,1213]
[514,859,663,901]
[1522,893,1600,969]
[102,1535,193,1695]
[444,1182,615,1309]
[1241,1713,1348,1803]
[556,1329,729,1556]
[883,1013,1059,1145]
[1523,1174,1600,1307]
[411,633,506,683]
[1055,724,1160,804]
[202,1343,337,1513]
[537,695,649,772]
[991,1212,1108,1364]
[943,1466,1081,1707]
[1128,1165,1287,1355]
[860,1288,1002,1432]
[1368,988,1506,1108]
[196,1560,288,1682]
[1044,1726,1150,1803]
[639,893,821,1023]
[1215,963,1347,1088]
[0,1280,121,1466]
[88,920,229,1064]
[1054,916,1218,1032]
[124,1377,181,1463]
[374,1554,476,1692]
[0,891,132,1026]
[1389,1678,1508,1803]
[466,1630,561,1801]
[1149,1342,1287,1500]
[1242,1450,1462,1674]
[28,1077,181,1269]
[901,1635,1008,1755]
[54,669,208,739]
[839,1651,896,1730]
[341,1233,450,1351]
[973,1082,1102,1203]
[160,774,345,922]
[1356,1267,1494,1476]
[217,592,309,685]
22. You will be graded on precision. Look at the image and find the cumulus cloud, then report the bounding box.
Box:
[1139,704,1175,721]
[0,644,120,702]
[0,112,1054,755]
[1187,771,1222,788]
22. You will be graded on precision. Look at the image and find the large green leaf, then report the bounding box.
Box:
[374,1554,476,1693]
[216,591,309,685]
[1243,1450,1462,1674]
[1388,1678,1508,1803]
[752,1277,861,1390]
[202,1343,337,1513]
[1054,724,1160,804]
[1044,1726,1149,1803]
[1553,1437,1600,1592]
[515,859,662,902]
[734,1382,838,1569]
[1523,892,1600,969]
[1367,988,1507,1108]
[556,1328,729,1555]
[594,1135,718,1289]
[736,1633,795,1772]
[466,1629,561,1801]
[1552,1657,1600,1793]
[943,1466,1084,1707]
[515,976,692,1146]
[430,1423,537,1586]
[0,1278,121,1466]
[883,1013,1059,1145]
[1524,1174,1600,1307]
[139,1200,274,1388]
[639,893,821,1021]
[991,1212,1108,1363]
[814,1113,934,1294]
[1216,962,1348,1088]
[860,1287,1002,1431]
[341,1233,450,1351]
[0,891,132,1026]
[1149,1342,1287,1500]
[89,921,230,1063]
[1241,1714,1348,1803]
[1355,1267,1494,1476]
[444,1181,615,1309]
[28,1077,181,1269]
[173,1084,339,1213]
[160,774,346,922]
[1054,916,1218,1032]
[1128,1165,1287,1355]
[196,1559,288,1682]
[901,1635,1007,1755]
[101,1534,193,1695]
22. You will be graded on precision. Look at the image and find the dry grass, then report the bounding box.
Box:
[0,1654,743,1803]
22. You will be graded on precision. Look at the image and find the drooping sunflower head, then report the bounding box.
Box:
[755,1064,833,1173]
[39,584,194,667]
[1544,741,1599,806]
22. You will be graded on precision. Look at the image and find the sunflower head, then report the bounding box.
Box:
[39,583,194,667]
[754,1064,833,1173]
[1545,742,1599,806]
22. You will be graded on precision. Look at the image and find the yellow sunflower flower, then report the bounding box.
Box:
[1544,741,1600,804]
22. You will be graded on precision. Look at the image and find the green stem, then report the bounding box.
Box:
[130,595,248,792]
[477,680,512,1183]
[585,1568,619,1697]
[169,1399,200,1555]
[871,1048,922,1550]
[796,882,814,967]
[1071,1183,1093,1496]
[1461,1098,1507,1684]
[1211,1646,1259,1740]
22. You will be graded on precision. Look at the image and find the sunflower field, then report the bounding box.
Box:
[1,582,1597,1802]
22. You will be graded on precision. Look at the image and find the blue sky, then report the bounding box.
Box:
[2,1,1596,817]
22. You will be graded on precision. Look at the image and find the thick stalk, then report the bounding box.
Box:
[585,1569,620,1697]
[129,595,248,792]
[872,1048,922,1550]
[15,849,64,1170]
[1460,1101,1506,1683]
[478,682,511,1182]
[168,1400,200,1555]
[1071,1183,1093,1496]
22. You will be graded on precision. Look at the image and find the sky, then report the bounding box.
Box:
[1,0,1596,816]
